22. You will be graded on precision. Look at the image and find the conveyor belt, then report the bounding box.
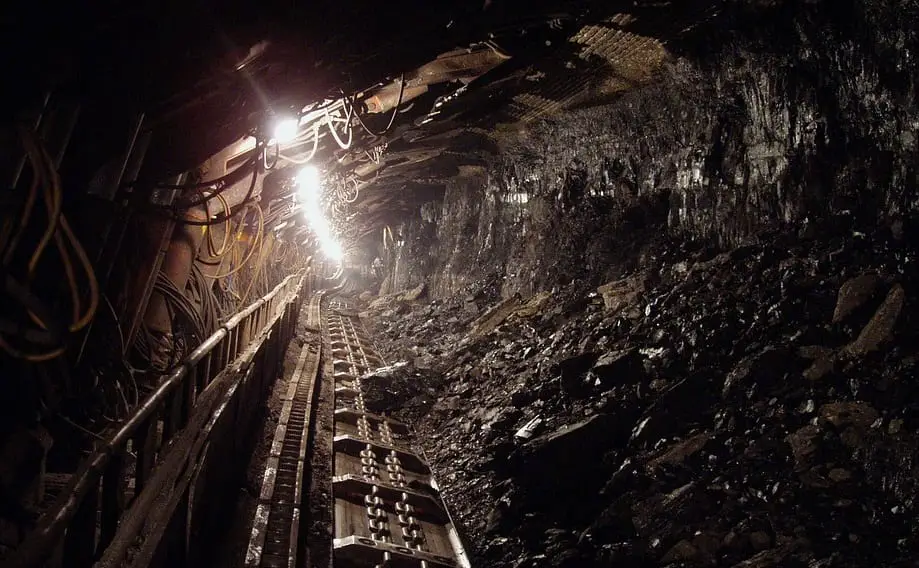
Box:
[245,292,469,568]
[324,298,470,568]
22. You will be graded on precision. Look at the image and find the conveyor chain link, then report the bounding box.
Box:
[324,297,470,568]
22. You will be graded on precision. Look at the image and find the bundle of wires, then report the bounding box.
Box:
[134,270,210,374]
[0,127,99,361]
[187,263,220,334]
[212,276,242,323]
[206,202,264,279]
[76,294,141,423]
[179,201,267,322]
[153,272,208,344]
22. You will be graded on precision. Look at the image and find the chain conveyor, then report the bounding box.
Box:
[324,298,470,568]
[245,292,469,568]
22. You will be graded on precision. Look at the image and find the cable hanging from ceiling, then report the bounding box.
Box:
[324,99,354,150]
[354,73,406,138]
[0,127,100,361]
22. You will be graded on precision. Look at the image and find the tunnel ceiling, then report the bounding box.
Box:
[5,0,727,244]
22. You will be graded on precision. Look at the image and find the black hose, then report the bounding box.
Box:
[170,164,260,226]
[354,73,406,137]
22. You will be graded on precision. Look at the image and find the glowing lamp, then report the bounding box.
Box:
[273,117,299,143]
[295,166,344,261]
[296,166,321,203]
[322,240,344,261]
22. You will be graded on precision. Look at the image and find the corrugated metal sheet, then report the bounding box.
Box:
[571,24,666,82]
[506,21,667,123]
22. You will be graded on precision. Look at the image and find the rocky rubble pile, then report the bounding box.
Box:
[362,224,919,567]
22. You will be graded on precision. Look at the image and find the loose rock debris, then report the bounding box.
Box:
[361,228,918,567]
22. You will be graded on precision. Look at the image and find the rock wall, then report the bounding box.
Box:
[380,0,919,300]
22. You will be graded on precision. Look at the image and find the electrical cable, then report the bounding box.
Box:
[142,133,263,212]
[206,203,264,279]
[141,153,257,192]
[154,272,207,341]
[263,139,279,170]
[240,233,273,305]
[26,129,97,332]
[204,193,233,258]
[42,230,81,329]
[2,127,42,266]
[187,264,220,334]
[1,131,66,331]
[324,101,353,150]
[171,163,260,226]
[343,178,360,203]
[278,123,320,165]
[0,128,99,360]
[59,213,99,332]
[21,144,80,331]
[169,153,259,208]
[354,73,406,137]
[0,335,66,362]
[26,141,64,278]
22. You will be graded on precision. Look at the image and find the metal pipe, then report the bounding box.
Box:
[124,172,185,349]
[143,204,207,334]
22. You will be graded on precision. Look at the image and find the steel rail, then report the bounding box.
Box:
[245,292,324,568]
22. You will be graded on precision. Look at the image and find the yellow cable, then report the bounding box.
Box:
[23,134,85,333]
[240,234,273,304]
[203,197,213,255]
[211,194,233,257]
[0,335,66,362]
[60,214,98,332]
[203,194,241,259]
[22,132,99,334]
[25,230,82,329]
[206,204,264,279]
[21,134,73,330]
[25,138,62,276]
[3,129,43,266]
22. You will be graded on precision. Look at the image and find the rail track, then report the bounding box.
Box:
[4,274,467,568]
[245,291,470,568]
[245,293,324,568]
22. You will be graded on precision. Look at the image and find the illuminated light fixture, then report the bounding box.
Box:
[296,165,321,202]
[272,117,299,143]
[295,165,344,261]
[321,239,344,261]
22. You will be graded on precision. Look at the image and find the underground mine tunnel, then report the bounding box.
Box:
[2,0,919,566]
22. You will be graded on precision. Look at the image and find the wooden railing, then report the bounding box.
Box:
[4,270,312,568]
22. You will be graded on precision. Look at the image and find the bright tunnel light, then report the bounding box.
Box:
[296,166,344,261]
[273,117,299,143]
[296,166,321,203]
[321,239,344,261]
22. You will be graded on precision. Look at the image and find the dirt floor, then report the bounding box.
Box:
[303,322,334,568]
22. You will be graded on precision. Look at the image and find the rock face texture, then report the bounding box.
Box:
[364,230,917,567]
[378,0,919,301]
[360,2,919,566]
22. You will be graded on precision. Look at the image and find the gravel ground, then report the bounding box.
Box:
[363,224,919,567]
